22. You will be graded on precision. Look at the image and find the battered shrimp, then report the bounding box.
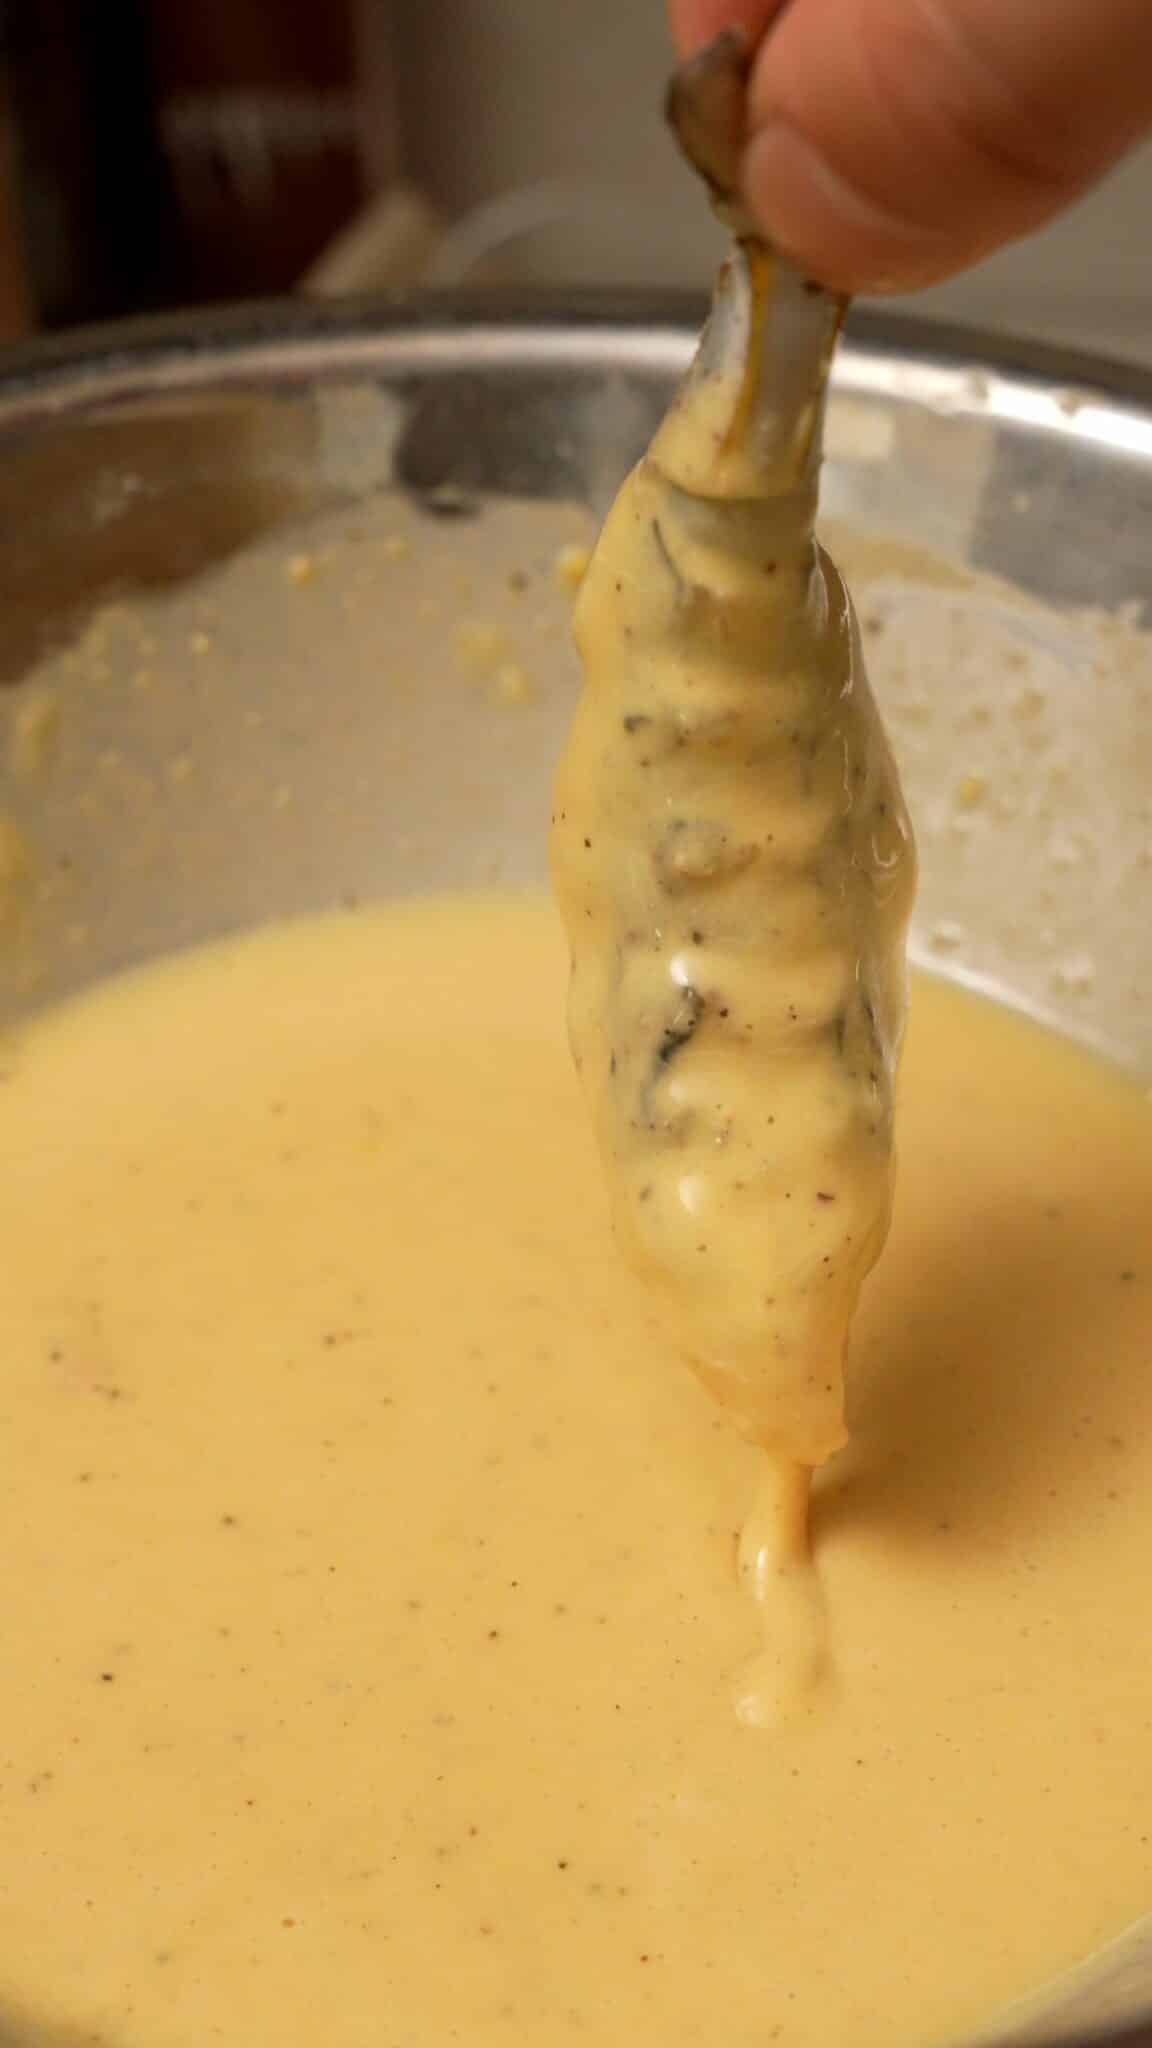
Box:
[550,40,915,1504]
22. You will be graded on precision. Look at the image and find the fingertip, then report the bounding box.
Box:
[732,0,1131,294]
[742,119,979,294]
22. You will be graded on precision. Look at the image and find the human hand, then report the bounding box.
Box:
[668,0,1152,291]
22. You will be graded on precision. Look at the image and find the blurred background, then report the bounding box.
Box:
[0,0,1148,362]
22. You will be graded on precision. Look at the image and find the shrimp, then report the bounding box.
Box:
[550,39,915,1542]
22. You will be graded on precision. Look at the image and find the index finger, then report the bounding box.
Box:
[668,0,788,58]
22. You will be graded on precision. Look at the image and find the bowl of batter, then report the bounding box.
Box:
[0,291,1150,2048]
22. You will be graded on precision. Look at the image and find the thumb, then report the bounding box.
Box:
[679,0,1152,292]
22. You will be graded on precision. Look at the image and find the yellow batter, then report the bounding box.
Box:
[2,891,1152,2047]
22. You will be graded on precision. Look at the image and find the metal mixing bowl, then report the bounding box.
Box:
[0,292,1149,2048]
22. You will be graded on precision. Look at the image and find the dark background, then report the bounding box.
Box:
[0,0,373,331]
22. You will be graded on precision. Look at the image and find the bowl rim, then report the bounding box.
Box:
[0,288,1149,449]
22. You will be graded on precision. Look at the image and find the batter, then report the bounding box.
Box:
[2,892,1152,2047]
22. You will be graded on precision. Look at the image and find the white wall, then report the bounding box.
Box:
[393,0,1151,367]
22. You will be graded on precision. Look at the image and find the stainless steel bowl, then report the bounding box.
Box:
[0,291,1149,2048]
